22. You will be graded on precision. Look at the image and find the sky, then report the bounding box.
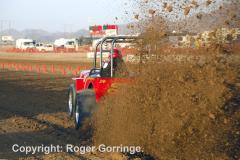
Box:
[0,0,130,32]
[0,0,230,32]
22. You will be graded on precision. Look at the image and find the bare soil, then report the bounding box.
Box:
[0,61,135,160]
[0,52,91,63]
[0,70,81,159]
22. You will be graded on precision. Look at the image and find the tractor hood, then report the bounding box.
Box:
[80,70,91,78]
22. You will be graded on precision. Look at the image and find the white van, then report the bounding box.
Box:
[54,38,78,51]
[36,43,54,52]
[16,39,35,50]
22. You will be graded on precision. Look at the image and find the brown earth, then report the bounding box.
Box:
[0,59,139,160]
[0,52,91,63]
[0,70,82,159]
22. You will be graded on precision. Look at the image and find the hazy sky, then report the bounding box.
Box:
[0,0,130,32]
[0,0,231,32]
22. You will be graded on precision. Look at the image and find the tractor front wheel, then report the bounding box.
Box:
[68,84,76,117]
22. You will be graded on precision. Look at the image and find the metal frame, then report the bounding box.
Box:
[94,36,138,77]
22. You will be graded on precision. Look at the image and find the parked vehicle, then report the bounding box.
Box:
[36,43,54,52]
[54,38,78,52]
[16,39,35,51]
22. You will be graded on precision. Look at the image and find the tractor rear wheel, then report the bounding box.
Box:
[68,84,76,117]
[75,89,97,130]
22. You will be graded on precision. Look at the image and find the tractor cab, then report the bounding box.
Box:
[88,36,137,78]
[89,48,125,78]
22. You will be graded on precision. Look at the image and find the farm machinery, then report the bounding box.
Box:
[67,36,138,129]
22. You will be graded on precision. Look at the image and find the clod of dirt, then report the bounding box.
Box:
[184,6,192,16]
[134,14,139,20]
[166,5,173,12]
[163,2,168,9]
[191,0,199,8]
[196,13,203,19]
[225,20,230,26]
[206,0,213,6]
[148,9,156,16]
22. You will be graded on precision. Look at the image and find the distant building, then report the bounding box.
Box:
[1,35,14,45]
[1,35,14,42]
[89,25,118,38]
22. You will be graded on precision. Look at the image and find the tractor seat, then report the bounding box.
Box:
[101,49,127,77]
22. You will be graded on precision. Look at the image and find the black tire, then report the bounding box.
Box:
[68,84,76,117]
[75,89,96,130]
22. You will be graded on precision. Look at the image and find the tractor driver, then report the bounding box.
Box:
[101,48,128,77]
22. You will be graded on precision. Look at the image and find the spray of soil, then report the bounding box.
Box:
[93,50,240,159]
[92,0,240,159]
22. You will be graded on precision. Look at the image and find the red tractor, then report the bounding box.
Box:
[67,36,137,129]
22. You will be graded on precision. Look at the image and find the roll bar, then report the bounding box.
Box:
[94,36,138,77]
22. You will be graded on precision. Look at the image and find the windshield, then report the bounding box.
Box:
[24,42,34,46]
[67,41,75,45]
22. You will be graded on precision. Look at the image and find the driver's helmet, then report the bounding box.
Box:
[108,48,122,59]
